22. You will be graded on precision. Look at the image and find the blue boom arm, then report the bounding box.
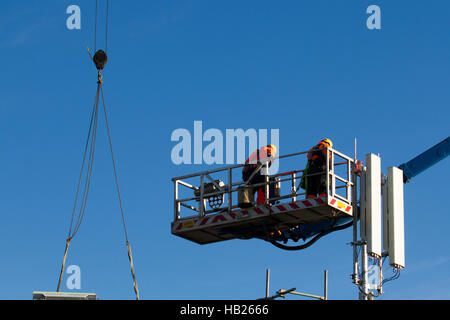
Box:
[398,136,450,183]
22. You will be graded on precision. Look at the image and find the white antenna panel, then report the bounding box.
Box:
[382,180,389,252]
[365,154,382,258]
[387,167,405,269]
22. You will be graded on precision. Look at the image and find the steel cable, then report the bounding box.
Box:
[57,83,100,292]
[100,85,140,300]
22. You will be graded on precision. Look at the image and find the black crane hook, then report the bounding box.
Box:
[93,49,108,70]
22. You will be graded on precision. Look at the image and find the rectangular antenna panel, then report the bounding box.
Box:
[359,167,366,239]
[365,154,382,257]
[387,167,405,268]
[382,180,389,252]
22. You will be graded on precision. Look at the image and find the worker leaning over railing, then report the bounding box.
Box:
[242,144,277,204]
[301,139,333,199]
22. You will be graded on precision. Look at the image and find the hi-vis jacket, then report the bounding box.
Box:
[243,146,276,173]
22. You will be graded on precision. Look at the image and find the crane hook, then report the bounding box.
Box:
[93,49,108,71]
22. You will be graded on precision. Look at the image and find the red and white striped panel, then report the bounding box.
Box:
[269,197,328,214]
[172,205,271,232]
[328,198,353,214]
[172,196,352,233]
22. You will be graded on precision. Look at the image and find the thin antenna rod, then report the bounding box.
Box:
[265,269,270,299]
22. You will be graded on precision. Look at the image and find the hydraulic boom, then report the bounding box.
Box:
[398,136,450,183]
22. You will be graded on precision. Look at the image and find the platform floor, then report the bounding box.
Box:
[171,196,353,245]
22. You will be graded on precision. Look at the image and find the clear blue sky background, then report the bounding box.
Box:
[0,0,449,300]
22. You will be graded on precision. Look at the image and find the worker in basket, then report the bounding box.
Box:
[242,144,277,205]
[300,139,333,199]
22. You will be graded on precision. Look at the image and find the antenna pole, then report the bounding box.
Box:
[360,243,370,300]
[351,138,361,297]
[265,269,270,299]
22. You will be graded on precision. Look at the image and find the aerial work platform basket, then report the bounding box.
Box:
[171,147,356,245]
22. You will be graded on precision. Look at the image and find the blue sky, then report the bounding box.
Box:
[0,0,449,300]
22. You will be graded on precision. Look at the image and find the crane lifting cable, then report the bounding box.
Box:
[56,0,140,300]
